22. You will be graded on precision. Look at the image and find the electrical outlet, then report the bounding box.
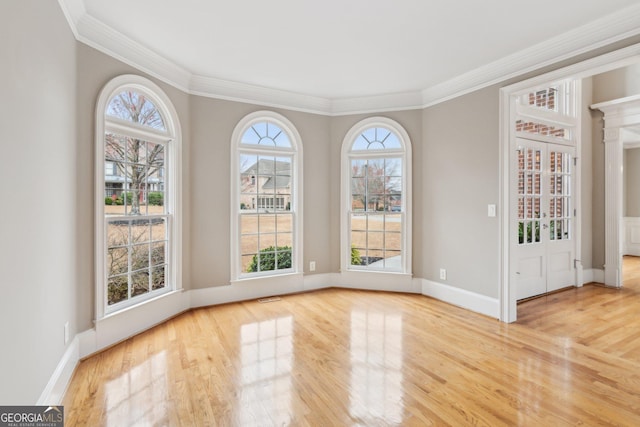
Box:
[64,322,69,345]
[439,268,447,280]
[309,261,316,272]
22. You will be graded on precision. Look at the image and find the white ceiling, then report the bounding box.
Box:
[60,0,640,114]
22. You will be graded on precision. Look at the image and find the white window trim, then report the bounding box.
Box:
[230,111,303,282]
[340,117,412,274]
[95,75,182,321]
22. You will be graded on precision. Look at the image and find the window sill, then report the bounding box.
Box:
[100,288,183,321]
[231,271,303,285]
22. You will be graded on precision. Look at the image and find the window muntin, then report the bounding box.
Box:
[352,127,402,151]
[232,113,301,280]
[343,119,411,274]
[241,122,291,148]
[97,76,179,316]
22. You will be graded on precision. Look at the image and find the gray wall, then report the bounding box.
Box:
[0,1,78,404]
[625,148,640,217]
[422,86,501,297]
[188,96,332,288]
[593,63,640,103]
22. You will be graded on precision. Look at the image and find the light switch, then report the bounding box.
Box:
[488,204,496,217]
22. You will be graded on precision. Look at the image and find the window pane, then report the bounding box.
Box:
[108,247,128,277]
[242,255,256,273]
[385,232,402,251]
[351,230,367,248]
[351,159,367,177]
[131,243,150,271]
[241,215,258,235]
[131,270,150,297]
[351,214,367,231]
[277,233,292,248]
[259,214,276,233]
[241,234,258,256]
[108,276,128,305]
[151,218,166,242]
[107,91,166,131]
[276,248,292,269]
[383,250,402,268]
[130,219,151,244]
[259,251,276,272]
[368,232,384,250]
[151,265,166,290]
[259,234,277,251]
[277,215,292,233]
[107,221,129,248]
[150,242,165,266]
[386,214,402,232]
[368,215,384,231]
[105,134,126,162]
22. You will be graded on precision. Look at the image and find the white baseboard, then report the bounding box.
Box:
[190,273,334,308]
[94,290,189,353]
[37,336,79,405]
[49,272,497,403]
[583,268,605,284]
[421,279,500,319]
[336,271,422,294]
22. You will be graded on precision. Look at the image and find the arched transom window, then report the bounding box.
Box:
[231,111,303,280]
[342,118,412,273]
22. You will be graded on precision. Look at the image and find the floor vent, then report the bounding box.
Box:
[258,297,282,303]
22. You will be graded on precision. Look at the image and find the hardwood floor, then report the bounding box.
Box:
[63,268,640,426]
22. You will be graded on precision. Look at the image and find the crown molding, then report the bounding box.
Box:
[59,1,640,116]
[56,0,84,39]
[190,75,331,115]
[76,13,192,93]
[330,91,424,116]
[421,4,640,107]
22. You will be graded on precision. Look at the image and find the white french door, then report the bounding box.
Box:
[512,138,576,300]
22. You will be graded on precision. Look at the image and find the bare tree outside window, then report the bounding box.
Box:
[104,90,169,306]
[105,91,166,216]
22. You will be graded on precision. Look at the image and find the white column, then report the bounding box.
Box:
[603,127,623,287]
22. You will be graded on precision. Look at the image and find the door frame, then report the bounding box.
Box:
[499,44,640,323]
[591,95,640,287]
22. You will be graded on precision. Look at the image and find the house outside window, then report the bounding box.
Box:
[231,112,303,280]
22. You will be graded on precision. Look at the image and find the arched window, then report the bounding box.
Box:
[95,75,182,318]
[341,117,412,273]
[231,111,303,280]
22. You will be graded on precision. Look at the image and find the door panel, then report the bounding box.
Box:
[546,145,575,292]
[512,139,576,299]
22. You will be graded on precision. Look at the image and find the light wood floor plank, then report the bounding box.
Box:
[63,260,640,426]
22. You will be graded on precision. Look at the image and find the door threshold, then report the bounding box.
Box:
[517,285,576,304]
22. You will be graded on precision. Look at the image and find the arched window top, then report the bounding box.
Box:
[343,117,411,156]
[106,89,167,132]
[351,126,402,151]
[241,121,291,148]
